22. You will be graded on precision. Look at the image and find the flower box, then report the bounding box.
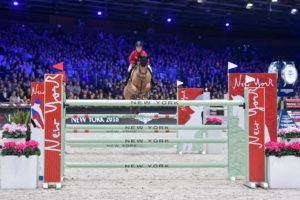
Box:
[265,141,300,188]
[1,155,38,189]
[267,156,300,188]
[1,140,40,189]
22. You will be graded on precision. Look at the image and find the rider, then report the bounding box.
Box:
[124,41,155,86]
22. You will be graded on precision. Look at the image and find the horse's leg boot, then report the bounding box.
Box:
[148,69,156,87]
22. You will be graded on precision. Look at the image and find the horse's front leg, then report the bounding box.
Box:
[141,83,151,99]
[145,82,151,92]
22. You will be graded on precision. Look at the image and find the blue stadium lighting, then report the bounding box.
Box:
[225,22,230,27]
[167,18,172,23]
[13,1,19,6]
[97,11,102,16]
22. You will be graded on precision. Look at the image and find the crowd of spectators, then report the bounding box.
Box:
[0,23,299,103]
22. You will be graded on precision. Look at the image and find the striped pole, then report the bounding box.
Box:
[65,99,243,107]
[66,113,177,119]
[66,138,227,144]
[0,103,31,108]
[65,162,228,168]
[66,124,227,132]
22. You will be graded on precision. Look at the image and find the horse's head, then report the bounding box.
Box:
[136,55,149,79]
[139,56,148,67]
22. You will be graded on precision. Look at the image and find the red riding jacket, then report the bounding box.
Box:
[129,50,150,65]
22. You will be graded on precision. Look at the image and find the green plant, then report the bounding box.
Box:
[10,111,31,125]
[10,111,31,140]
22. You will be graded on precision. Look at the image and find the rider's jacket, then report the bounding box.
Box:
[129,50,149,65]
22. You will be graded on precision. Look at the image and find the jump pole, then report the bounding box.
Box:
[68,143,177,148]
[67,129,178,133]
[65,99,243,107]
[66,113,177,119]
[66,162,228,169]
[65,138,227,144]
[66,124,227,131]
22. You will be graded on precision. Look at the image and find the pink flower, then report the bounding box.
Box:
[21,126,27,132]
[287,142,300,151]
[25,140,39,149]
[278,127,300,135]
[2,123,11,131]
[2,123,27,134]
[265,141,286,152]
[216,118,223,124]
[206,117,222,124]
[206,118,213,123]
[15,143,26,154]
[8,126,16,133]
[3,141,17,149]
[14,124,27,132]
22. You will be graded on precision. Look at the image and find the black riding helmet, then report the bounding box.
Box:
[135,41,143,47]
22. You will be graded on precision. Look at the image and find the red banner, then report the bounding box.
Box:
[229,73,277,141]
[248,87,265,182]
[31,82,45,129]
[178,88,203,124]
[44,74,63,183]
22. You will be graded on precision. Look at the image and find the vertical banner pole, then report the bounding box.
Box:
[245,87,268,188]
[61,81,66,180]
[44,74,63,188]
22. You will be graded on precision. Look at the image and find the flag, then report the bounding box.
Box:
[228,62,238,70]
[177,80,183,86]
[52,62,64,71]
[245,75,256,84]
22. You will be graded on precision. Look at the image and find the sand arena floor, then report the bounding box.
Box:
[1,132,300,200]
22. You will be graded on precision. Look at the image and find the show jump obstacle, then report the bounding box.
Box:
[41,74,267,189]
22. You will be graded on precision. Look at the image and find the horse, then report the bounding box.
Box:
[123,56,152,100]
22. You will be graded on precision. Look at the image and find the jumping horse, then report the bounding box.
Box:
[123,56,152,113]
[123,56,152,100]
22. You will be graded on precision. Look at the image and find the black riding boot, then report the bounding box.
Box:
[124,68,133,85]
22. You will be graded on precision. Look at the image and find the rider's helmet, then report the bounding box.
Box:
[135,41,143,47]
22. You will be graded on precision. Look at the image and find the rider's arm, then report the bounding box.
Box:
[129,51,136,65]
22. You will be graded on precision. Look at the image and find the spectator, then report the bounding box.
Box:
[0,23,298,102]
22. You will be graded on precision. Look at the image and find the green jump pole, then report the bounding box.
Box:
[65,162,228,168]
[66,138,227,144]
[67,143,176,148]
[65,99,243,107]
[66,124,227,131]
[66,129,178,133]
